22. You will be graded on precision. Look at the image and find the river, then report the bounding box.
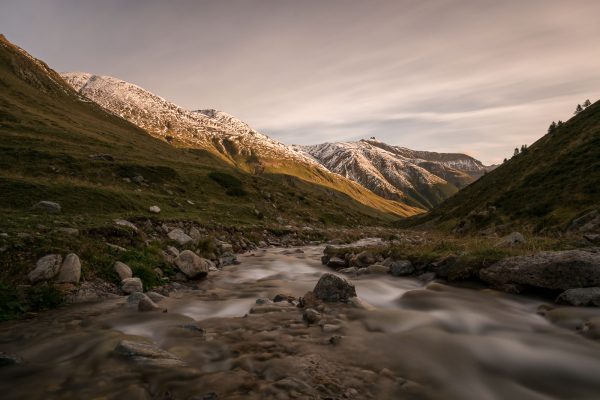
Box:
[1,244,600,399]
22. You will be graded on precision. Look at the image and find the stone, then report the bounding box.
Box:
[366,264,390,274]
[220,251,237,266]
[106,243,127,252]
[166,246,180,257]
[189,227,202,241]
[495,232,526,247]
[55,253,81,284]
[32,201,61,213]
[256,298,274,305]
[480,250,600,292]
[114,219,138,232]
[273,294,295,303]
[584,234,600,245]
[390,260,415,276]
[568,210,600,233]
[114,340,185,367]
[353,251,377,268]
[168,228,193,245]
[132,175,144,183]
[339,267,359,274]
[28,254,62,283]
[121,277,143,294]
[174,250,211,279]
[126,292,149,307]
[0,352,22,367]
[302,308,321,324]
[56,227,79,235]
[148,206,161,214]
[114,261,133,280]
[556,287,600,307]
[138,297,160,312]
[326,257,347,268]
[313,273,357,302]
[146,291,166,303]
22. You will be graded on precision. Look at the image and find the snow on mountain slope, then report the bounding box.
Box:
[60,72,320,172]
[299,139,491,209]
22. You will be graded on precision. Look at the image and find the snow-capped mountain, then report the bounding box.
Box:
[299,139,491,209]
[60,73,319,173]
[60,72,422,216]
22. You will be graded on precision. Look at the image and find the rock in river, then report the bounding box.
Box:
[114,340,185,367]
[122,277,143,294]
[313,273,356,302]
[175,250,211,279]
[556,287,600,307]
[480,249,600,292]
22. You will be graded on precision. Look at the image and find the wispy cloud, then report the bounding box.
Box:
[1,0,599,163]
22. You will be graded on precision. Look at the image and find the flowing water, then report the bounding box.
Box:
[1,245,600,399]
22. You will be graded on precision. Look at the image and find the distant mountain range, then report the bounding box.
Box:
[62,73,491,211]
[298,139,492,209]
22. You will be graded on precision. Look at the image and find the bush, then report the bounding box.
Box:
[208,172,247,196]
[27,284,64,311]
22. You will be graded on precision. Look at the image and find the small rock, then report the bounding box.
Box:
[256,298,274,305]
[114,340,185,367]
[132,175,144,183]
[189,227,202,241]
[56,227,79,236]
[114,219,138,232]
[339,267,359,274]
[166,246,180,257]
[55,253,81,284]
[126,292,149,307]
[390,260,415,276]
[326,257,347,268]
[366,264,390,274]
[273,294,295,303]
[174,250,211,279]
[146,291,166,303]
[32,201,61,213]
[353,251,376,268]
[584,234,600,245]
[148,206,161,214]
[322,324,342,333]
[495,232,526,248]
[28,254,62,283]
[556,287,600,307]
[122,277,143,294]
[114,261,133,280]
[138,297,160,312]
[106,243,127,252]
[168,228,193,245]
[313,273,357,302]
[329,336,342,345]
[302,308,321,324]
[0,352,22,367]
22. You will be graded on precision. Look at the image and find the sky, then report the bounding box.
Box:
[1,0,599,164]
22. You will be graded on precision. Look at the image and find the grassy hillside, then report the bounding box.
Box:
[0,34,415,233]
[415,100,600,231]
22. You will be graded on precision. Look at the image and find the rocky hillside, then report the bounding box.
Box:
[300,139,490,209]
[419,101,600,231]
[61,72,420,217]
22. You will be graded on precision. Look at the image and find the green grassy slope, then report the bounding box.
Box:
[0,34,413,231]
[417,100,600,231]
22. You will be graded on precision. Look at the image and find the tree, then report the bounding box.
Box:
[503,158,508,163]
[514,148,520,157]
[548,121,557,134]
[521,144,528,153]
[575,104,583,114]
[557,120,564,127]
[583,99,592,108]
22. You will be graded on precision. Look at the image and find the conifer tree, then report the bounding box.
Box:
[575,104,583,114]
[583,99,592,108]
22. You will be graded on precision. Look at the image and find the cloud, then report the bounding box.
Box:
[1,0,599,164]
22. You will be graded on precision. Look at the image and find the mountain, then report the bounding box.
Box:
[0,34,418,228]
[299,139,490,209]
[61,72,420,217]
[418,101,600,231]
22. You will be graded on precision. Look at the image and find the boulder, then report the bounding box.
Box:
[495,232,526,248]
[114,219,138,232]
[32,201,61,213]
[174,250,211,279]
[313,273,357,302]
[353,251,377,268]
[121,277,143,294]
[28,254,62,283]
[189,227,202,242]
[55,253,81,284]
[568,210,600,233]
[556,287,600,307]
[168,228,193,245]
[138,296,160,312]
[390,260,415,276]
[339,267,359,275]
[584,234,600,245]
[146,291,166,303]
[148,206,161,214]
[114,261,133,280]
[480,249,600,292]
[302,308,321,324]
[366,264,390,274]
[326,257,347,269]
[126,292,149,307]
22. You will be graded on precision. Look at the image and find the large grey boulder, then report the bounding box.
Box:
[174,250,211,279]
[55,253,81,284]
[390,260,415,276]
[480,249,600,292]
[114,261,133,280]
[32,201,61,213]
[167,228,193,245]
[313,273,356,302]
[28,254,62,283]
[556,287,600,307]
[121,277,143,294]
